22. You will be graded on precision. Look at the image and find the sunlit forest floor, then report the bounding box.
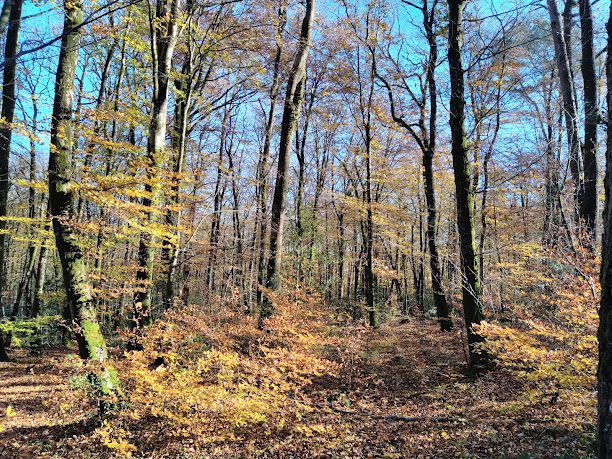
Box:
[0,305,594,458]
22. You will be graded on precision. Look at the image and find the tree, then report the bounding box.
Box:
[578,0,598,241]
[255,0,288,307]
[598,2,612,455]
[260,0,316,325]
[132,0,181,336]
[546,0,582,225]
[376,0,452,331]
[447,0,485,368]
[48,0,111,364]
[0,0,23,361]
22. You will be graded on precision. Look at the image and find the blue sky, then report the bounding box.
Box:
[6,0,612,201]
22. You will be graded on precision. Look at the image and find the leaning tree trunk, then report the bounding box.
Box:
[598,2,612,456]
[447,0,486,370]
[255,0,289,307]
[578,0,598,241]
[48,0,112,365]
[259,0,316,325]
[547,0,583,224]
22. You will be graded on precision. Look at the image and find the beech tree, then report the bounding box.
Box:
[0,0,609,454]
[0,0,23,361]
[578,0,597,240]
[131,0,181,337]
[546,0,582,225]
[48,0,111,364]
[376,0,452,331]
[260,0,316,324]
[598,2,612,455]
[447,0,485,368]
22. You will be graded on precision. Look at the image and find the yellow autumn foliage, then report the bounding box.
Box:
[99,284,339,455]
[478,245,597,399]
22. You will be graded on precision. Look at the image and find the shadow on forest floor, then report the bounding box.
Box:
[0,321,595,458]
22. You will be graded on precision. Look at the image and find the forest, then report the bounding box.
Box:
[0,0,611,456]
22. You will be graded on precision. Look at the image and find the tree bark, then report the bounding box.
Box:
[578,0,598,240]
[206,106,229,295]
[255,0,288,306]
[132,0,181,334]
[364,100,376,327]
[0,0,13,37]
[447,0,486,369]
[598,2,612,455]
[423,1,451,330]
[547,0,583,222]
[0,0,22,326]
[48,0,111,364]
[260,0,316,324]
[164,49,192,310]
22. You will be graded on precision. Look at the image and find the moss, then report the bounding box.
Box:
[81,317,108,362]
[100,365,124,399]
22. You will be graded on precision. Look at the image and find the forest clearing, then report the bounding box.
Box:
[0,0,610,456]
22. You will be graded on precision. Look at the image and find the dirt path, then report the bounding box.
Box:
[0,322,595,458]
[287,321,594,457]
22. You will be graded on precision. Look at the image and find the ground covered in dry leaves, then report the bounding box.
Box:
[0,312,594,459]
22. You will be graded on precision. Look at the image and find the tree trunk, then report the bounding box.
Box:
[423,2,451,330]
[364,116,376,327]
[255,0,288,306]
[164,52,192,310]
[598,2,612,455]
[0,0,13,37]
[578,0,598,240]
[447,0,486,370]
[29,225,49,355]
[479,50,505,283]
[295,127,306,278]
[547,0,583,222]
[48,0,112,365]
[296,85,315,281]
[207,106,230,295]
[542,67,566,245]
[260,0,316,324]
[10,246,38,318]
[0,0,23,350]
[132,0,181,334]
[227,131,245,304]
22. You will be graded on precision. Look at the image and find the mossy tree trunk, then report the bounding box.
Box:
[447,0,486,369]
[48,0,109,363]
